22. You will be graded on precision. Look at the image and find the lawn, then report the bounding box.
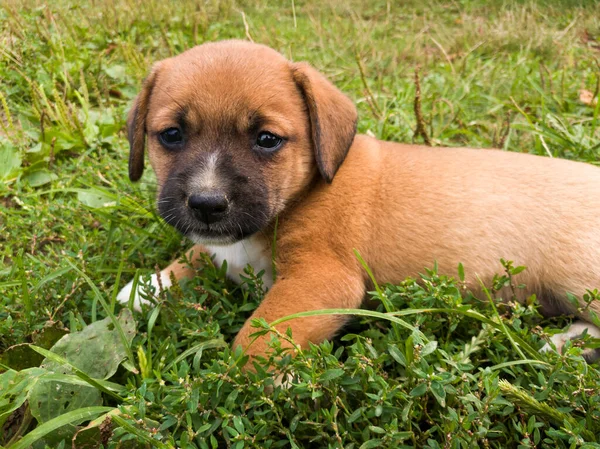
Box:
[1,0,600,447]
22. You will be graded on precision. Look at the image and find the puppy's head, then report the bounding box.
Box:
[128,40,357,244]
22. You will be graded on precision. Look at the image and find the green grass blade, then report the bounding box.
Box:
[110,415,170,449]
[489,359,549,371]
[499,380,596,441]
[389,308,542,361]
[163,339,227,373]
[270,307,545,362]
[353,249,402,341]
[40,373,125,393]
[7,406,114,449]
[353,249,383,298]
[477,275,527,360]
[146,304,162,372]
[31,266,73,294]
[270,308,429,343]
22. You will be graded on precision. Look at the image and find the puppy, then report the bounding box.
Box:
[118,40,600,362]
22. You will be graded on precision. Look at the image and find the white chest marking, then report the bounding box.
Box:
[116,235,273,311]
[205,236,273,288]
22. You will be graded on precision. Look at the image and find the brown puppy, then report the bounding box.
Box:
[118,39,600,362]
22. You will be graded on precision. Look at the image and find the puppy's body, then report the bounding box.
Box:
[119,40,600,361]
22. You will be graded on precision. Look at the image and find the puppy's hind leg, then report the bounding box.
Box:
[540,320,600,361]
[117,244,206,310]
[540,321,600,362]
[538,282,600,361]
[538,230,600,360]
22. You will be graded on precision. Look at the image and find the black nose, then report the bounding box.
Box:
[188,192,229,224]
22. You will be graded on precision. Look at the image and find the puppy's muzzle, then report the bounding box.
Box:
[187,191,229,225]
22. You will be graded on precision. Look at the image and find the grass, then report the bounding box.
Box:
[1,0,600,447]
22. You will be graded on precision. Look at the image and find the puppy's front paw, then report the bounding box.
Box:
[116,272,172,311]
[273,372,293,389]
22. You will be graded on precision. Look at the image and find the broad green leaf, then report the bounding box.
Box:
[360,439,383,449]
[430,380,446,407]
[23,169,58,187]
[104,64,126,80]
[347,407,364,424]
[0,368,46,427]
[421,341,438,357]
[0,140,21,182]
[387,344,407,367]
[319,369,345,382]
[511,266,527,275]
[29,376,102,423]
[27,310,134,425]
[30,345,124,402]
[77,188,118,208]
[41,308,135,380]
[410,382,428,397]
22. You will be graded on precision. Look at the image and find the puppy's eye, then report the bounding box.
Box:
[159,128,183,147]
[255,131,283,151]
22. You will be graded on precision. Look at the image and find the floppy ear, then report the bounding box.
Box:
[127,65,160,182]
[292,62,357,183]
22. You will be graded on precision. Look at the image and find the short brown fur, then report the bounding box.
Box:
[125,40,600,363]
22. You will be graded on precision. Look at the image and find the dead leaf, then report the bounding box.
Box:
[32,321,70,349]
[40,309,136,380]
[0,322,69,371]
[579,89,597,106]
[0,344,44,371]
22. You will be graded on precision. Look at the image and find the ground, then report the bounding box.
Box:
[1,0,600,448]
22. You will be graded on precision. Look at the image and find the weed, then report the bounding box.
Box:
[1,0,600,447]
